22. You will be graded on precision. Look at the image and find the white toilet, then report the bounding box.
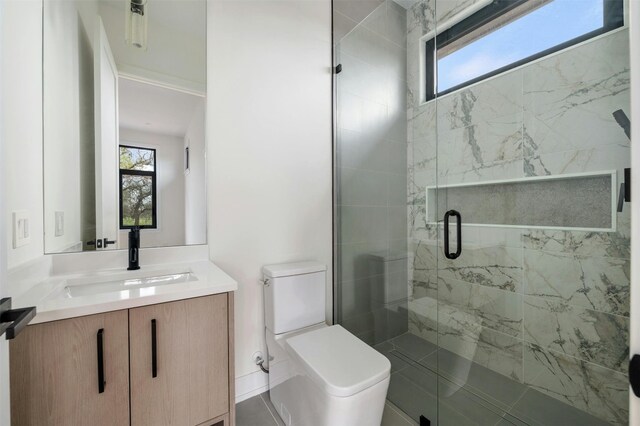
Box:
[263,261,391,426]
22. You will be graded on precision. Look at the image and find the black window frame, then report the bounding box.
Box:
[119,144,157,230]
[425,0,624,102]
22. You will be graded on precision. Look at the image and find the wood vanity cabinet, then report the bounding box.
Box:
[9,293,235,426]
[129,294,230,426]
[9,310,130,426]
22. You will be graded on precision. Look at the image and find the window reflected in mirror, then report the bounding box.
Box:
[43,0,207,253]
[119,146,156,229]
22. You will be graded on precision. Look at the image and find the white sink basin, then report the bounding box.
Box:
[50,270,198,299]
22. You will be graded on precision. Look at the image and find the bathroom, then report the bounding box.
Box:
[0,0,639,425]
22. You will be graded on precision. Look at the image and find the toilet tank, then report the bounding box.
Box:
[263,261,327,334]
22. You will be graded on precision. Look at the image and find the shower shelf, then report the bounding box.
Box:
[425,170,618,232]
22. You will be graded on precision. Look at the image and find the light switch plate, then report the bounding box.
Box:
[55,211,64,237]
[12,210,30,248]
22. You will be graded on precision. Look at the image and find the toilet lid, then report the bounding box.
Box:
[285,325,391,397]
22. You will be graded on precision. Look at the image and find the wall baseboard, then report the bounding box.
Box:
[235,370,269,403]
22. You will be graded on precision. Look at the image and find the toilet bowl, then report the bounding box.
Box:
[263,261,391,426]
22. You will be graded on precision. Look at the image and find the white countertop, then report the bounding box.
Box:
[14,260,237,324]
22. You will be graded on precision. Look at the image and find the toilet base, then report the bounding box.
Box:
[266,326,390,426]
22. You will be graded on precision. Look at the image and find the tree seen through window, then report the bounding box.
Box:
[119,146,157,228]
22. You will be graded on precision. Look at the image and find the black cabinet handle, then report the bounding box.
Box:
[97,329,105,393]
[151,319,157,378]
[444,210,462,260]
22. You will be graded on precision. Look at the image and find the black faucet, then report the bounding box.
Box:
[128,227,140,270]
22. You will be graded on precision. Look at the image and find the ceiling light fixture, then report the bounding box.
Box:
[126,0,148,50]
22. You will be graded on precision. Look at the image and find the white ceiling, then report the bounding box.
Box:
[118,77,203,137]
[100,0,206,39]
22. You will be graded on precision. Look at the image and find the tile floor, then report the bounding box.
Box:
[236,392,414,426]
[377,332,609,426]
[236,392,284,426]
[236,332,608,426]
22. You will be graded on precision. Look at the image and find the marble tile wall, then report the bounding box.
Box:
[336,0,409,345]
[405,0,631,423]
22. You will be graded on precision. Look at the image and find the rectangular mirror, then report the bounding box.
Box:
[43,0,207,253]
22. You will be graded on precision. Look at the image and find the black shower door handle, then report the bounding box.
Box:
[444,210,462,260]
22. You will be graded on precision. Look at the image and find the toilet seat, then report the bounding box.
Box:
[284,325,391,398]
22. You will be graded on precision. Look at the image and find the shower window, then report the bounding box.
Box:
[425,0,624,101]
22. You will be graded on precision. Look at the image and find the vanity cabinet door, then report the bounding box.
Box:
[129,294,229,426]
[9,310,130,426]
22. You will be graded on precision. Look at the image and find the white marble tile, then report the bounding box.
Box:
[523,29,629,100]
[524,343,628,425]
[523,296,628,373]
[437,70,524,131]
[407,0,435,39]
[439,276,523,338]
[408,296,439,343]
[436,303,524,381]
[438,113,523,174]
[523,249,630,316]
[523,96,630,159]
[411,239,438,283]
[522,229,630,259]
[409,101,437,141]
[438,244,524,293]
[524,143,630,177]
[438,157,524,186]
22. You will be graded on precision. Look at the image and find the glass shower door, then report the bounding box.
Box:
[334,0,630,424]
[430,0,630,424]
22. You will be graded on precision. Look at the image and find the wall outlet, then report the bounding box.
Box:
[55,211,64,237]
[12,210,30,248]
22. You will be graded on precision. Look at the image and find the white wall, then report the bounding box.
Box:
[118,127,186,248]
[2,0,44,269]
[207,0,332,380]
[43,0,99,254]
[1,1,44,421]
[184,99,207,245]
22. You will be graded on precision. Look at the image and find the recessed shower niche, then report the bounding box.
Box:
[427,171,617,231]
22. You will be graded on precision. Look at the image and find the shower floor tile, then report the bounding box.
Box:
[390,332,438,359]
[507,388,610,426]
[419,348,528,413]
[379,332,611,426]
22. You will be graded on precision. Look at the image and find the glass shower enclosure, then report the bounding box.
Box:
[333,0,630,424]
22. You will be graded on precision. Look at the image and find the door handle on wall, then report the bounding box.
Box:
[443,210,462,260]
[0,297,36,340]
